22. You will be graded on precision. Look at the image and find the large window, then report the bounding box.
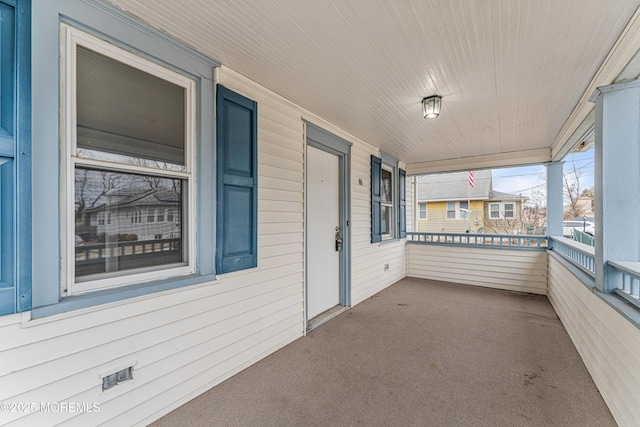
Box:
[63,25,196,294]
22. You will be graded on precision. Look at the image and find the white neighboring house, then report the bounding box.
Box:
[85,188,182,242]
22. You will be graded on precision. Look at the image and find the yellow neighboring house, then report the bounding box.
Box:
[416,171,527,234]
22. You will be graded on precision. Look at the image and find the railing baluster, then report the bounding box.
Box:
[407,232,638,308]
[631,277,639,298]
[405,232,547,251]
[606,261,640,308]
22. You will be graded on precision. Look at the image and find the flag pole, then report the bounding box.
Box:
[467,171,474,233]
[467,182,470,232]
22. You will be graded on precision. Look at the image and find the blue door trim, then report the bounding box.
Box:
[304,121,352,327]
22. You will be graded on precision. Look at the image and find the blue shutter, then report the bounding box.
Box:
[399,168,406,238]
[0,0,30,316]
[371,155,382,243]
[216,85,258,274]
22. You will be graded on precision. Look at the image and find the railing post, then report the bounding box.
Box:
[545,162,564,239]
[591,81,640,293]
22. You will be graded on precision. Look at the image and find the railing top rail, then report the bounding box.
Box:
[407,231,545,238]
[608,261,640,309]
[549,236,595,256]
[406,232,547,250]
[608,260,640,278]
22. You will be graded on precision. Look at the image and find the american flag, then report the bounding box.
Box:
[468,171,474,188]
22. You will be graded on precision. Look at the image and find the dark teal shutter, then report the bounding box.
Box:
[216,85,258,274]
[371,155,382,243]
[399,169,406,238]
[0,0,30,316]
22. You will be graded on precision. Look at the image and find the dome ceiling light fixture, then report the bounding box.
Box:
[422,95,442,119]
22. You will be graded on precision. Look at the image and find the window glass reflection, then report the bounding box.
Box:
[74,168,185,279]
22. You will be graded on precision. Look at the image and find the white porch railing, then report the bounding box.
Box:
[608,261,640,309]
[549,236,595,276]
[408,233,640,308]
[406,232,547,249]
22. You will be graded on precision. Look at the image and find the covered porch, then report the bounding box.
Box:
[153,277,615,427]
[3,1,640,426]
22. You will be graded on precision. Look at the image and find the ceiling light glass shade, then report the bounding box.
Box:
[422,95,442,119]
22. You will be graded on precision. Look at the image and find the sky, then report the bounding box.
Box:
[490,148,595,206]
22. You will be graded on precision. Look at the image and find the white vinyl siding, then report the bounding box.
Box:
[407,244,547,295]
[548,254,640,427]
[351,144,406,305]
[2,64,409,426]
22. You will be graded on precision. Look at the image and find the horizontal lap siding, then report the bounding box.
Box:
[350,143,406,305]
[1,65,410,425]
[418,200,484,233]
[0,67,306,426]
[407,244,547,294]
[548,256,640,427]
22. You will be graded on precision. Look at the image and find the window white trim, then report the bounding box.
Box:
[61,24,197,295]
[504,202,515,219]
[381,164,394,238]
[489,202,516,220]
[446,201,456,220]
[446,201,470,220]
[419,202,427,220]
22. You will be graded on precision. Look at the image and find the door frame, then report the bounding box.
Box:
[304,121,351,330]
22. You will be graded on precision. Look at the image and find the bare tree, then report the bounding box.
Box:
[563,159,588,220]
[75,170,121,222]
[485,216,522,235]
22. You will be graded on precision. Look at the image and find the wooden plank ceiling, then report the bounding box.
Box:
[109,0,640,169]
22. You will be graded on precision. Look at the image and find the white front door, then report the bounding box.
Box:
[307,145,340,320]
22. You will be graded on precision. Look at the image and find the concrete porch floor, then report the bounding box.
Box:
[152,278,615,427]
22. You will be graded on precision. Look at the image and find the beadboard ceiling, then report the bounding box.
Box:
[108,0,640,169]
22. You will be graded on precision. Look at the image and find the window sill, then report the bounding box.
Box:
[30,273,219,320]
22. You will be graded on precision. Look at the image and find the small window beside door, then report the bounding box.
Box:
[370,154,406,242]
[381,166,393,238]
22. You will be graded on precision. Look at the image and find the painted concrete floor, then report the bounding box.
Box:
[152,278,615,427]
